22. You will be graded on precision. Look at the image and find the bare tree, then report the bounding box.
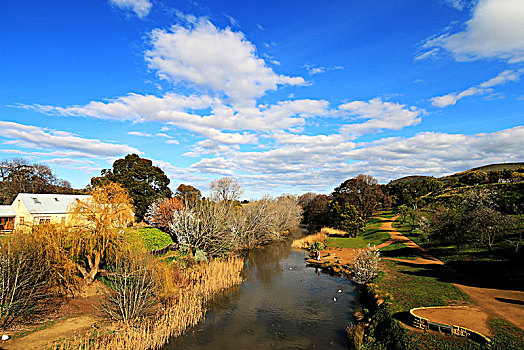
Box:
[169,200,234,256]
[210,177,243,204]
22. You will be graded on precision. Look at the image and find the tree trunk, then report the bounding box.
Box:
[75,250,101,285]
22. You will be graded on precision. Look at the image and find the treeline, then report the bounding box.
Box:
[146,177,303,255]
[299,174,392,236]
[385,170,524,255]
[0,158,75,205]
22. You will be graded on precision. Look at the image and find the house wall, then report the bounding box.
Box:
[12,199,71,229]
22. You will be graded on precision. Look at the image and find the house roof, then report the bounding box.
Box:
[14,193,91,215]
[0,205,15,217]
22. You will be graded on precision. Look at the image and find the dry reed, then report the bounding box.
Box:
[321,227,349,237]
[291,232,328,249]
[51,257,244,350]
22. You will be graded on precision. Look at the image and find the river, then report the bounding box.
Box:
[164,229,359,349]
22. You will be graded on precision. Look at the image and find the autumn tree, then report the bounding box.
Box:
[68,183,135,284]
[175,184,202,206]
[145,197,183,235]
[91,154,172,222]
[331,174,391,222]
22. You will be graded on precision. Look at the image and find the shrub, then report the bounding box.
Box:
[309,241,325,251]
[0,232,52,328]
[100,250,158,323]
[351,246,380,284]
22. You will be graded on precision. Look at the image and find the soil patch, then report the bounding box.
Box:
[3,315,97,350]
[454,284,524,331]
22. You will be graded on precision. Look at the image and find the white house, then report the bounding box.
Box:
[0,193,91,232]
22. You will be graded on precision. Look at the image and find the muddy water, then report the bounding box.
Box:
[164,229,359,349]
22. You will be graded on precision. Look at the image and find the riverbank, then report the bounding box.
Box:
[309,212,524,349]
[3,233,245,350]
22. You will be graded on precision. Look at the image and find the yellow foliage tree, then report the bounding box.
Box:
[68,183,135,284]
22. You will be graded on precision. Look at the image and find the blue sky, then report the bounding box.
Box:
[1,0,523,198]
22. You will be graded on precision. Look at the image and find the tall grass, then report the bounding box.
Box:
[291,232,328,249]
[320,227,348,237]
[51,257,244,350]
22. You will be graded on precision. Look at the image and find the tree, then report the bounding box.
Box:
[145,197,183,235]
[351,246,380,284]
[68,183,135,284]
[0,158,73,205]
[331,175,391,222]
[91,154,172,222]
[209,177,243,204]
[332,202,364,237]
[175,184,201,205]
[299,193,330,226]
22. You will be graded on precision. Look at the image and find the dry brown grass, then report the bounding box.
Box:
[51,257,244,350]
[291,232,328,249]
[320,227,349,237]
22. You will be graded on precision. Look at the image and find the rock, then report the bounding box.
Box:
[337,289,342,293]
[2,335,9,341]
[333,298,337,301]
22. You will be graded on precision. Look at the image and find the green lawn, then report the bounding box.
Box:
[125,226,173,251]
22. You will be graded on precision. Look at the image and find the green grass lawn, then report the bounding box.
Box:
[375,260,470,311]
[326,227,390,249]
[125,226,173,251]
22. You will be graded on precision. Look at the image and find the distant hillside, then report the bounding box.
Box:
[439,162,524,184]
[468,162,524,173]
[388,175,434,185]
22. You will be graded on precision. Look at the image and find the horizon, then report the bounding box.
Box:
[1,0,523,199]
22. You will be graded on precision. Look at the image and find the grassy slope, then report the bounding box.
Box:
[331,212,524,349]
[124,226,174,251]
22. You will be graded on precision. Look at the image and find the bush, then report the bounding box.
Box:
[100,250,159,323]
[351,246,380,284]
[309,241,325,251]
[0,232,52,328]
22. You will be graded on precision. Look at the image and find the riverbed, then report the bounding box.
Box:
[164,230,359,349]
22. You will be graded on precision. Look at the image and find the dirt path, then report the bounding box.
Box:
[453,284,524,331]
[376,217,524,333]
[4,315,97,350]
[376,217,444,265]
[2,281,106,349]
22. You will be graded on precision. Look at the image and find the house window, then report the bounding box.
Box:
[38,217,51,224]
[32,197,41,204]
[19,217,24,225]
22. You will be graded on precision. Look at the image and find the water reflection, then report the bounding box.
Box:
[164,228,358,349]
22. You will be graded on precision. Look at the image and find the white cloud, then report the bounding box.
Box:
[109,0,152,18]
[156,133,172,138]
[303,63,344,76]
[443,0,471,11]
[187,125,524,193]
[145,19,305,107]
[431,69,522,107]
[339,98,423,137]
[420,0,524,62]
[0,121,141,156]
[166,139,180,144]
[127,131,152,137]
